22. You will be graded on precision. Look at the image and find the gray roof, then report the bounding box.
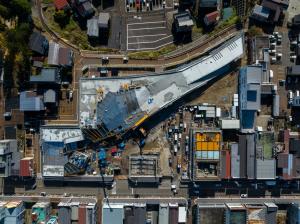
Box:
[230,143,240,178]
[29,32,49,55]
[98,13,110,28]
[200,0,219,7]
[292,96,300,107]
[239,65,262,132]
[256,159,276,179]
[43,89,56,103]
[20,91,44,111]
[287,66,300,76]
[30,68,60,83]
[87,17,99,37]
[48,42,60,65]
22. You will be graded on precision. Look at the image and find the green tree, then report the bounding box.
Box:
[11,0,31,18]
[247,26,263,37]
[54,10,69,28]
[0,4,10,19]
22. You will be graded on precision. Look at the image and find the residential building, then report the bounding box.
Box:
[29,32,49,56]
[250,4,271,23]
[43,89,57,104]
[0,140,20,177]
[5,201,25,224]
[204,11,219,26]
[199,0,220,8]
[239,134,256,179]
[173,11,194,33]
[98,13,110,29]
[19,91,45,112]
[287,65,300,77]
[261,0,287,23]
[292,14,300,27]
[87,17,99,38]
[54,0,70,11]
[32,202,51,224]
[74,0,94,18]
[48,42,73,67]
[30,67,61,84]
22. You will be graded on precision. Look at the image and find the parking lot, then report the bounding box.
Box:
[127,14,173,50]
[125,0,174,12]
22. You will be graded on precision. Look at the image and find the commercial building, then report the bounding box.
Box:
[19,157,34,177]
[194,204,227,224]
[231,0,247,17]
[102,199,187,224]
[250,5,271,23]
[173,11,194,33]
[239,65,262,133]
[0,140,20,177]
[80,34,244,143]
[189,129,222,180]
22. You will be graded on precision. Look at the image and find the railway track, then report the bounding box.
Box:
[36,0,240,69]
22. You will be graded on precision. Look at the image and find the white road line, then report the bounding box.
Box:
[127,41,174,51]
[128,33,168,38]
[128,26,166,31]
[127,21,166,25]
[128,35,173,44]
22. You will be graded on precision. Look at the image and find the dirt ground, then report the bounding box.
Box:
[188,71,238,110]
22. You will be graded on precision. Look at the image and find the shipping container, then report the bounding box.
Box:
[159,204,169,224]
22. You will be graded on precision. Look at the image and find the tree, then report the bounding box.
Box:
[0,4,10,19]
[11,0,31,19]
[54,10,69,28]
[247,26,263,37]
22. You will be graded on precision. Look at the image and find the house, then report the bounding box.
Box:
[204,11,219,26]
[250,4,271,23]
[29,32,49,56]
[292,14,300,27]
[48,41,73,67]
[44,89,57,104]
[20,91,45,111]
[54,0,70,11]
[261,0,286,23]
[98,13,110,29]
[0,140,20,177]
[199,0,220,8]
[87,17,99,38]
[75,0,94,18]
[30,67,61,84]
[173,11,194,33]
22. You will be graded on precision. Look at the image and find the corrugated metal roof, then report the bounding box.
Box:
[221,119,240,129]
[30,68,60,83]
[44,89,56,103]
[102,204,124,224]
[48,42,60,65]
[20,91,44,111]
[87,18,99,37]
[256,159,276,179]
[98,13,110,28]
[29,32,49,55]
[230,143,240,178]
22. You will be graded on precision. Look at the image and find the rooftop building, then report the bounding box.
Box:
[87,17,99,38]
[28,32,49,56]
[48,42,73,67]
[0,140,20,177]
[239,65,262,133]
[173,11,194,33]
[30,67,61,84]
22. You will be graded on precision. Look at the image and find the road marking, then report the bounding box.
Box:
[127,41,174,51]
[128,26,166,31]
[128,33,168,38]
[128,35,173,44]
[127,21,166,25]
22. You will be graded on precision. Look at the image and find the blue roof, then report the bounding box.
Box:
[30,68,60,83]
[20,91,44,111]
[252,4,270,19]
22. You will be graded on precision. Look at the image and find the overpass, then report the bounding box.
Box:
[79,33,244,142]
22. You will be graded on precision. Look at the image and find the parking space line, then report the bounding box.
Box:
[128,33,168,38]
[128,26,166,31]
[127,21,166,25]
[127,41,174,51]
[128,35,173,44]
